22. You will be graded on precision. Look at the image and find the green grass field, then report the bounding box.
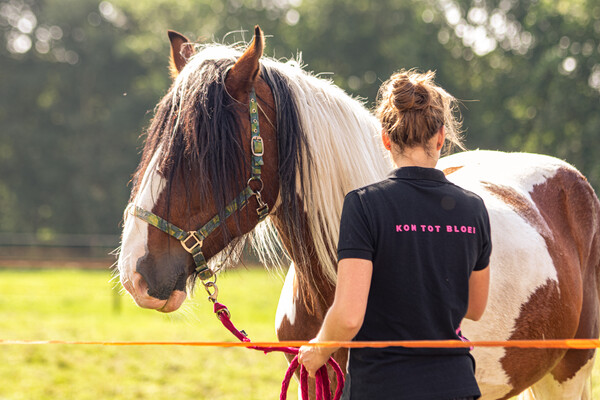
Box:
[1,267,600,399]
[0,267,297,400]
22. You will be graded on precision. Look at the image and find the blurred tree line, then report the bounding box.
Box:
[0,0,599,238]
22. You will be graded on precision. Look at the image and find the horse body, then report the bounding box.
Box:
[439,151,600,399]
[117,27,600,399]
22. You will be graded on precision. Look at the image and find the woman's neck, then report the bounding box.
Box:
[392,146,439,169]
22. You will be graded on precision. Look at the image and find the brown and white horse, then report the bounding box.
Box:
[117,27,600,399]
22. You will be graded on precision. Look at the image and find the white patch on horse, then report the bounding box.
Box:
[439,151,566,399]
[276,263,297,329]
[520,357,595,399]
[117,146,166,284]
[438,150,576,194]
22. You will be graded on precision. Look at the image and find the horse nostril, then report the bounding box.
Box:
[136,253,188,301]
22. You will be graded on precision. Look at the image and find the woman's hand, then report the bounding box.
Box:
[298,339,331,378]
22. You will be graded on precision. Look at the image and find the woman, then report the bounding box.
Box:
[298,69,491,400]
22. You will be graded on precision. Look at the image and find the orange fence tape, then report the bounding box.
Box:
[1,339,600,349]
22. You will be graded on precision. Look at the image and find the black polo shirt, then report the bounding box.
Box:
[337,166,491,400]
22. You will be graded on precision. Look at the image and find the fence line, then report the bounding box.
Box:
[0,232,118,268]
[0,232,119,247]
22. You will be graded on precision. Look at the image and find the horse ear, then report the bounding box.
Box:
[226,25,265,100]
[168,30,194,79]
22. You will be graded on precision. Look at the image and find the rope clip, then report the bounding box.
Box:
[203,279,219,303]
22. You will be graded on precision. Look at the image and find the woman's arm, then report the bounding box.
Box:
[298,258,373,377]
[464,265,490,321]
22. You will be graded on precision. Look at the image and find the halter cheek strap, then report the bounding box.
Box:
[127,88,269,281]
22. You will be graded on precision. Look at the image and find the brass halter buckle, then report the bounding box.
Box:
[180,232,203,253]
[251,136,264,156]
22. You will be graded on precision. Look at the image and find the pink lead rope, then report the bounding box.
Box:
[213,302,345,400]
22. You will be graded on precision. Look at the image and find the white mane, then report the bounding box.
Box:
[259,55,391,283]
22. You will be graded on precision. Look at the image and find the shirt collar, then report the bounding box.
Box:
[387,166,449,183]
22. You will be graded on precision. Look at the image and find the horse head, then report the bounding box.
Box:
[117,26,280,312]
[118,25,387,315]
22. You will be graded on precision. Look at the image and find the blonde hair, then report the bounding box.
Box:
[376,69,464,155]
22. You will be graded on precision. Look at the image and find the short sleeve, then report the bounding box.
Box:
[337,190,375,261]
[474,204,492,271]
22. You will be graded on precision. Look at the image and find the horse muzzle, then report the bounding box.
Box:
[119,252,190,313]
[122,271,187,313]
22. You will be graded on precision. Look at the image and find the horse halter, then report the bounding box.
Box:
[126,88,269,282]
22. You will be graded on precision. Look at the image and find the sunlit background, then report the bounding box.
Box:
[1,0,599,253]
[1,1,600,398]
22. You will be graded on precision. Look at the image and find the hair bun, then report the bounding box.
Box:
[391,78,431,112]
[376,69,464,154]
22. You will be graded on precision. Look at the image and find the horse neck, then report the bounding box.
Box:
[270,210,336,313]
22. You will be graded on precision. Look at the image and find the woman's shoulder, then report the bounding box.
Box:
[443,183,490,222]
[345,177,397,199]
[446,181,486,202]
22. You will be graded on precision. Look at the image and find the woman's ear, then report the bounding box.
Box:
[382,130,392,151]
[436,126,446,151]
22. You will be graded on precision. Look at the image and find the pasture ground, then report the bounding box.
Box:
[0,267,599,399]
[0,267,297,399]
